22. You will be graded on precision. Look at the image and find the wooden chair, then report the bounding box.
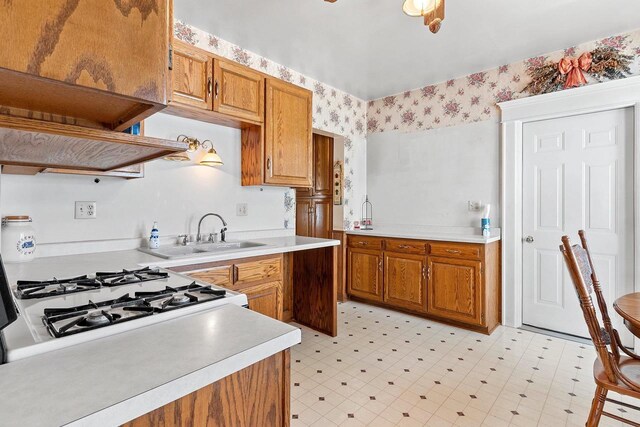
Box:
[561,233,640,426]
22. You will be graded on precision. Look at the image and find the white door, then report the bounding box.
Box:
[522,108,634,345]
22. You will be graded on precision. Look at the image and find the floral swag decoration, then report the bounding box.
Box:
[522,46,633,96]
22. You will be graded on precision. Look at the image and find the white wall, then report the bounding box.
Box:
[0,113,290,245]
[367,119,500,228]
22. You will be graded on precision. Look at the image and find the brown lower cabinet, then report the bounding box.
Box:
[122,349,290,427]
[180,255,284,320]
[347,235,501,334]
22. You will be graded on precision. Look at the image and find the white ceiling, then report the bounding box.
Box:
[175,0,640,100]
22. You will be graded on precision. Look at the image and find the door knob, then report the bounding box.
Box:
[524,236,534,243]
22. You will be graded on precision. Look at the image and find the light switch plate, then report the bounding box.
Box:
[236,203,248,216]
[75,201,97,219]
[468,200,482,212]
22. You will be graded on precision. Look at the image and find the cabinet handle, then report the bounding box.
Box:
[266,157,272,177]
[207,77,213,96]
[378,259,383,272]
[214,80,220,98]
[232,265,238,283]
[446,249,461,254]
[422,266,427,279]
[427,267,431,280]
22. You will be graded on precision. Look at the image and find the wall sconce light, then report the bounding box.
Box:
[164,135,223,166]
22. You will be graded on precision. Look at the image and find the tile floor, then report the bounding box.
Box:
[290,301,639,426]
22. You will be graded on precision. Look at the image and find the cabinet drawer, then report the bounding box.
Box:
[385,238,427,255]
[189,266,233,287]
[347,235,383,250]
[234,256,282,286]
[429,242,481,260]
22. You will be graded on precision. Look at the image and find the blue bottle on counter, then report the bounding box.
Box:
[481,204,491,237]
[149,221,160,249]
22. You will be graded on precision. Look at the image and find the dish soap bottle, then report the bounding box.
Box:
[481,205,491,237]
[149,222,160,249]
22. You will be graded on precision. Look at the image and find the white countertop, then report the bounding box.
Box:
[5,235,340,281]
[0,304,301,427]
[346,225,501,244]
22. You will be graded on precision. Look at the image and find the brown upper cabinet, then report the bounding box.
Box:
[0,0,171,131]
[214,60,264,122]
[169,40,264,124]
[263,78,313,187]
[171,42,214,111]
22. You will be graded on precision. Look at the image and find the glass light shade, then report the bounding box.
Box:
[199,148,223,166]
[402,0,436,16]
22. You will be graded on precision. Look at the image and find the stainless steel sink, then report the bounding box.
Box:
[139,241,267,259]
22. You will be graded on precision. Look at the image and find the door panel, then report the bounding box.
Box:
[296,199,312,237]
[313,134,333,196]
[522,108,633,345]
[245,281,282,320]
[264,78,312,187]
[427,257,482,325]
[348,248,383,302]
[171,41,213,110]
[313,199,332,239]
[213,59,264,122]
[384,252,427,312]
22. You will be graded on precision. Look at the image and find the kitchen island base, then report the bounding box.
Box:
[123,350,290,427]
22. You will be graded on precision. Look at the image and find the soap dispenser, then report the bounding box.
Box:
[149,221,160,249]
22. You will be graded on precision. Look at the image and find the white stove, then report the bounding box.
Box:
[3,266,248,362]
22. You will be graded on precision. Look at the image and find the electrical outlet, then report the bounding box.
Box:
[236,203,248,216]
[75,201,97,219]
[468,200,482,212]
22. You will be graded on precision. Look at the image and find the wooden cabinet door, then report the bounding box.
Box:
[296,198,313,237]
[313,199,333,239]
[213,59,264,122]
[348,248,383,302]
[313,134,334,197]
[171,40,213,110]
[244,281,283,320]
[384,252,427,313]
[0,0,169,104]
[264,78,312,187]
[427,256,483,326]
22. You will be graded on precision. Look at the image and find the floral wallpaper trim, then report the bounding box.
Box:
[366,28,640,135]
[173,21,367,231]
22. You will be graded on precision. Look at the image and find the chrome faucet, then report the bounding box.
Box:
[197,213,227,243]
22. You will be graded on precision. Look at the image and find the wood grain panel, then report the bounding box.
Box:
[332,231,347,302]
[347,235,384,250]
[296,198,313,237]
[483,241,502,333]
[241,124,265,186]
[313,199,333,239]
[282,252,294,322]
[0,114,186,171]
[122,350,290,427]
[0,0,168,103]
[310,134,334,196]
[234,256,282,286]
[189,266,233,288]
[293,246,338,337]
[264,78,312,187]
[385,238,427,255]
[244,281,283,320]
[214,59,264,122]
[427,256,483,325]
[0,0,168,129]
[170,40,213,110]
[384,252,427,313]
[429,242,482,260]
[347,248,383,302]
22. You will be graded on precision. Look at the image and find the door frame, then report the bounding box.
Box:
[498,75,640,330]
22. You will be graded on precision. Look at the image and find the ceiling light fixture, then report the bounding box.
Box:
[403,0,445,33]
[164,135,223,166]
[326,0,445,34]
